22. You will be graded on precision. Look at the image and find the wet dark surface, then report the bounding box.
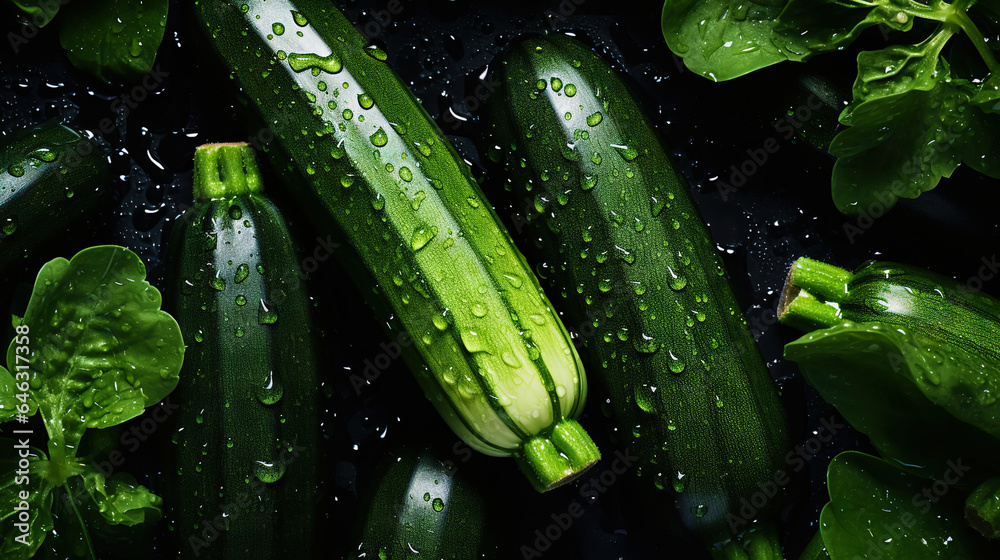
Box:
[1,0,999,558]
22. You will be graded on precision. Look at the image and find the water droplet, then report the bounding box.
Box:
[272,22,285,35]
[535,79,546,91]
[235,263,250,284]
[365,44,388,61]
[254,459,286,483]
[565,84,577,97]
[432,497,444,512]
[432,314,449,331]
[613,144,639,161]
[210,274,226,291]
[551,77,563,92]
[587,112,603,127]
[235,295,247,306]
[257,370,284,404]
[668,351,685,374]
[399,167,413,182]
[229,204,243,219]
[258,299,278,324]
[471,303,487,317]
[411,190,426,210]
[343,108,354,120]
[633,333,658,354]
[357,93,374,109]
[411,225,437,251]
[502,351,522,368]
[287,51,342,74]
[291,10,308,26]
[582,175,598,191]
[341,175,354,188]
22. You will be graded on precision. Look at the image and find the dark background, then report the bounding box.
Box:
[1,0,999,558]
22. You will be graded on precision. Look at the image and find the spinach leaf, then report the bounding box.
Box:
[820,451,982,559]
[79,468,161,526]
[8,0,61,28]
[841,25,954,124]
[0,246,183,559]
[829,76,968,214]
[57,0,169,84]
[0,366,37,423]
[661,0,789,81]
[0,440,54,560]
[7,245,183,458]
[784,320,1000,480]
[662,0,1000,214]
[772,0,912,62]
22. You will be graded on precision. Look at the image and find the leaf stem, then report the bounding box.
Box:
[62,482,98,560]
[951,10,1000,75]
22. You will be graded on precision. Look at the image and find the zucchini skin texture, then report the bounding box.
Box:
[0,120,108,270]
[841,262,1000,359]
[195,0,599,485]
[488,35,790,542]
[353,446,495,559]
[165,153,318,559]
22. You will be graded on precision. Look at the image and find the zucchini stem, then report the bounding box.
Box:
[515,418,600,492]
[965,476,1000,539]
[193,142,265,201]
[784,258,852,303]
[777,257,851,331]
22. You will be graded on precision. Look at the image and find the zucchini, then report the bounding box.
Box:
[165,143,319,559]
[194,0,600,490]
[487,34,790,549]
[353,445,495,559]
[0,120,109,270]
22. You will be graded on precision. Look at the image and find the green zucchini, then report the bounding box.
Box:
[487,34,790,550]
[353,445,495,559]
[0,120,109,270]
[165,143,319,559]
[194,0,600,490]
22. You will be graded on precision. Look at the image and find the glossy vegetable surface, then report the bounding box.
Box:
[194,0,600,491]
[488,33,790,550]
[165,143,319,559]
[0,120,109,271]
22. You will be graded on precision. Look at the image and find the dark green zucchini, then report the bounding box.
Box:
[195,0,600,491]
[487,34,790,551]
[353,445,495,559]
[0,120,109,270]
[165,143,319,559]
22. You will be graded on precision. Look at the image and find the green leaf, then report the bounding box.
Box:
[661,0,790,81]
[79,467,161,527]
[829,77,972,214]
[5,246,184,455]
[0,439,55,559]
[841,26,954,124]
[819,451,982,559]
[784,320,1000,479]
[57,0,169,84]
[0,366,37,424]
[8,0,61,27]
[772,0,913,63]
